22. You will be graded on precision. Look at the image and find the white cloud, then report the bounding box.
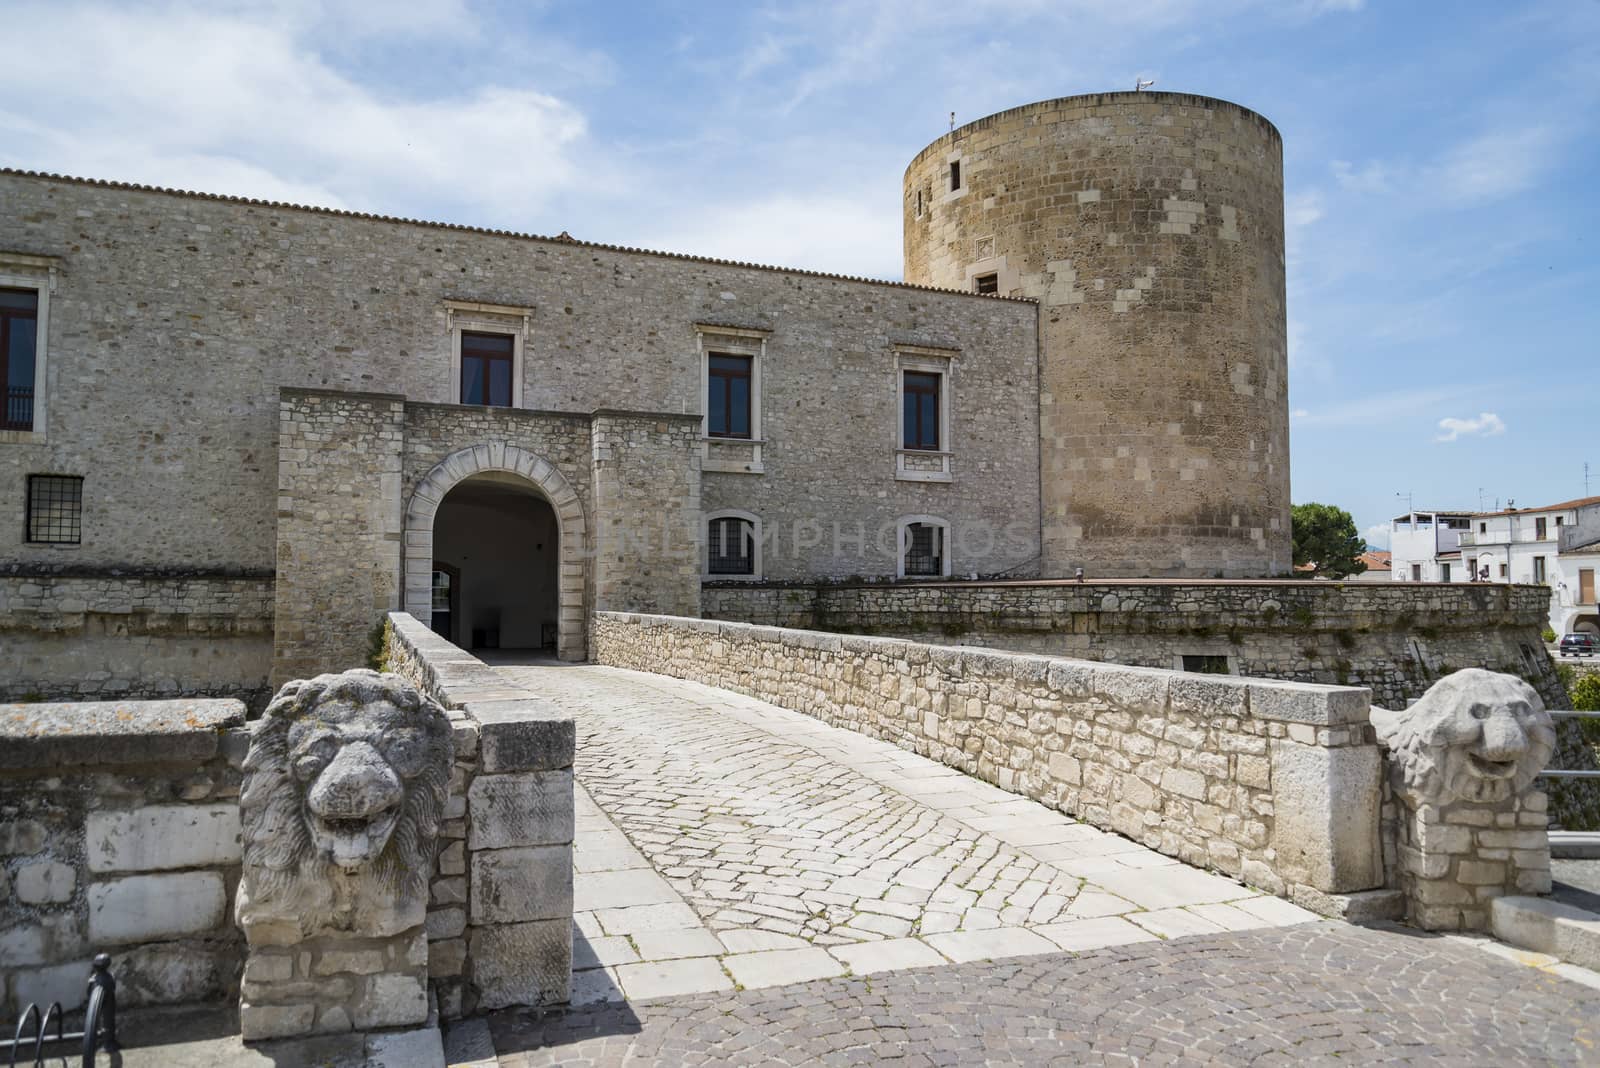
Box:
[1364,524,1390,549]
[636,192,903,279]
[1435,412,1506,442]
[1435,126,1558,205]
[1331,159,1390,194]
[0,3,602,226]
[1291,408,1310,419]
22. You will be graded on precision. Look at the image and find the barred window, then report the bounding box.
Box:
[27,475,82,544]
[708,516,755,576]
[904,522,943,577]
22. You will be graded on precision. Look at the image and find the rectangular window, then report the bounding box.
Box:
[1411,564,1422,581]
[707,354,753,439]
[1,288,38,431]
[1536,517,1548,540]
[26,474,81,544]
[902,371,941,451]
[1581,568,1595,605]
[949,161,961,191]
[460,331,514,407]
[915,189,923,217]
[905,522,943,577]
[1499,562,1508,578]
[973,273,998,295]
[707,516,756,576]
[1479,522,1487,534]
[1534,556,1547,583]
[1181,654,1231,675]
[1441,563,1452,582]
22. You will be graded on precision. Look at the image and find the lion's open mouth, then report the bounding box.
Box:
[309,804,401,870]
[1467,752,1518,779]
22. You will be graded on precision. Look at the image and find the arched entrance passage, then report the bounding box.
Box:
[404,445,586,661]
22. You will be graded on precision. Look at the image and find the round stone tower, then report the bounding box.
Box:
[904,92,1290,577]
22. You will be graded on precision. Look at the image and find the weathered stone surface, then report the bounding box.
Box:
[468,770,574,850]
[14,860,75,904]
[117,943,232,1007]
[470,845,572,926]
[87,872,226,944]
[1268,741,1381,893]
[236,669,453,940]
[0,699,245,769]
[469,920,571,1010]
[0,819,47,855]
[351,972,429,1029]
[1373,670,1556,806]
[468,701,576,774]
[240,1002,316,1041]
[86,803,242,873]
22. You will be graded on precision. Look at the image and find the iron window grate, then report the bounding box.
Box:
[27,475,82,544]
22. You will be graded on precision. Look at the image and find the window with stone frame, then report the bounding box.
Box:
[460,330,514,407]
[707,515,756,576]
[707,354,753,439]
[26,474,82,544]
[972,273,998,295]
[903,521,944,577]
[1,287,37,431]
[902,370,942,451]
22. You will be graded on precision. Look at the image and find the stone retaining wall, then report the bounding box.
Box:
[702,580,1564,709]
[0,697,249,1020]
[593,611,1390,917]
[0,570,273,707]
[384,611,574,1014]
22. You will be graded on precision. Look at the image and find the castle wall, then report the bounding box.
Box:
[0,170,1040,582]
[702,581,1564,710]
[0,570,273,706]
[904,93,1289,578]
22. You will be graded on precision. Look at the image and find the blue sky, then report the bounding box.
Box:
[2,0,1596,548]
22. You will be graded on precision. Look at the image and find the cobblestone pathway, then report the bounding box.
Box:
[489,661,1312,1002]
[478,922,1600,1066]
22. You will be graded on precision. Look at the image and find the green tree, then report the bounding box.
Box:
[1572,672,1600,713]
[1291,502,1368,579]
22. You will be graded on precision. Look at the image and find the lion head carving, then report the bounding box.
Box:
[1371,669,1555,806]
[236,669,454,938]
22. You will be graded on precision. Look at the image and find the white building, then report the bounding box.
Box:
[1389,510,1474,583]
[1458,496,1600,638]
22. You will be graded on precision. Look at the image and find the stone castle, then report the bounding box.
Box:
[0,91,1290,700]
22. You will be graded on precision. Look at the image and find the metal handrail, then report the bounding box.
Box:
[1541,707,1600,779]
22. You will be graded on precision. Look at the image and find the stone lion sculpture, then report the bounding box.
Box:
[237,669,454,937]
[1371,668,1556,806]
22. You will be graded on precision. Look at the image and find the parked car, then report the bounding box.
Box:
[1560,633,1598,657]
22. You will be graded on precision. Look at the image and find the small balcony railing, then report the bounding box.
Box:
[2,386,33,431]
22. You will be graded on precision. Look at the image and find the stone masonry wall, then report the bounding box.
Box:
[274,389,406,686]
[594,612,1388,918]
[0,169,1038,587]
[702,580,1565,710]
[384,612,574,1016]
[592,411,703,617]
[904,92,1289,577]
[0,569,273,707]
[0,698,249,1021]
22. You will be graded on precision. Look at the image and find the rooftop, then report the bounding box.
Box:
[1474,495,1600,519]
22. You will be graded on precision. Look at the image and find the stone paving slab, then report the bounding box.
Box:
[482,923,1600,1065]
[494,660,1319,1008]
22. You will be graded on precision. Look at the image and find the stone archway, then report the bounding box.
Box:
[405,444,586,661]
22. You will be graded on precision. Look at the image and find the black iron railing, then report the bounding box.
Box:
[4,953,117,1067]
[2,386,32,431]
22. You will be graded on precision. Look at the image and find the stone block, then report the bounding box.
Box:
[86,803,242,873]
[471,845,572,925]
[430,937,467,978]
[0,819,47,855]
[1248,680,1368,726]
[315,947,386,976]
[12,960,90,1014]
[15,860,75,904]
[1047,752,1081,785]
[468,700,576,773]
[87,872,226,944]
[469,919,572,1010]
[240,1001,316,1041]
[1169,674,1249,716]
[427,907,467,939]
[469,770,575,850]
[351,972,429,1029]
[1268,740,1381,892]
[118,943,230,1006]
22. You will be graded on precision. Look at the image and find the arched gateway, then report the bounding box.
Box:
[403,444,586,661]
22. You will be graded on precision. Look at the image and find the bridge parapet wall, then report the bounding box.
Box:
[593,611,1394,918]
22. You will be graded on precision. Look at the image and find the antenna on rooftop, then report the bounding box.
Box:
[1587,462,1593,496]
[1135,78,1156,91]
[949,111,956,131]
